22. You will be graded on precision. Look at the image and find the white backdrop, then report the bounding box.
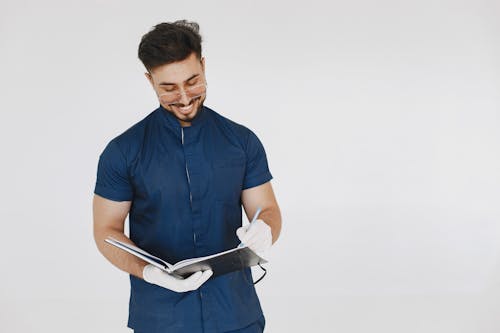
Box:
[1,0,500,332]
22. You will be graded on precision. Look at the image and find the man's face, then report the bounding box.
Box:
[146,52,206,127]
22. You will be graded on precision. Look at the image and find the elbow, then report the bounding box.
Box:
[93,224,107,254]
[271,206,282,244]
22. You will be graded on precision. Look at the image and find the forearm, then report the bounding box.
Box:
[259,205,282,244]
[94,227,147,279]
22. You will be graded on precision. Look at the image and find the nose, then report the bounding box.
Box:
[178,89,191,105]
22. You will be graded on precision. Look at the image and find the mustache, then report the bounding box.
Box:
[171,96,202,107]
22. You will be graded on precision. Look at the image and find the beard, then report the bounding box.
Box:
[163,95,206,124]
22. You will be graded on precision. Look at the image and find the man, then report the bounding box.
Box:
[93,20,282,333]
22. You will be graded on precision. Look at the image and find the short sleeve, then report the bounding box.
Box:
[94,140,134,201]
[242,131,273,190]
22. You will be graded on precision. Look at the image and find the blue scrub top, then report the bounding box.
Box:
[94,105,273,333]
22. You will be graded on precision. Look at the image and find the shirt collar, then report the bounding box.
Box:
[158,104,210,137]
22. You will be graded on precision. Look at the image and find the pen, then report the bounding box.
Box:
[238,207,262,248]
[250,207,262,225]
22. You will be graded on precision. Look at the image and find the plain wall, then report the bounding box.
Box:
[1,0,499,332]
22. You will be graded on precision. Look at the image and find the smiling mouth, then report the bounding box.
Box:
[172,97,201,114]
[178,104,194,113]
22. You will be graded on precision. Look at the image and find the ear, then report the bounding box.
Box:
[145,72,154,87]
[200,57,206,73]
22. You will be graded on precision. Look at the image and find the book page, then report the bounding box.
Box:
[172,246,247,271]
[171,246,268,278]
[105,238,173,270]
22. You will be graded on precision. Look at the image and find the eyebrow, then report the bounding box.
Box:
[159,74,200,86]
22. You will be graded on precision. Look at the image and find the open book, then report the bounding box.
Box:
[105,237,267,278]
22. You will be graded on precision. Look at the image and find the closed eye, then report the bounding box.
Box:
[158,74,202,90]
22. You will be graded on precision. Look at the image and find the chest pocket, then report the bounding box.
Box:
[212,156,246,203]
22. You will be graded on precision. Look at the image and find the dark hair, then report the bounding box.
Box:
[138,20,202,71]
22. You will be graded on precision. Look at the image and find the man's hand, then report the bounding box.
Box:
[143,265,213,293]
[236,219,272,254]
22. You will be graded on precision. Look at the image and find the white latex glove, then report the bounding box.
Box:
[143,265,213,293]
[236,219,272,254]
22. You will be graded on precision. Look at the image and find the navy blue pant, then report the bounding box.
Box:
[134,315,265,333]
[226,315,265,333]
